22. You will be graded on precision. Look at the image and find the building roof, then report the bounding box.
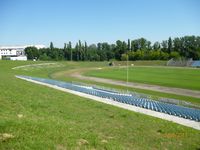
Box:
[0,45,46,49]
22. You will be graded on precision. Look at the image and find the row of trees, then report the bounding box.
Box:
[25,35,200,61]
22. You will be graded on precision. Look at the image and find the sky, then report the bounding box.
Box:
[0,0,200,47]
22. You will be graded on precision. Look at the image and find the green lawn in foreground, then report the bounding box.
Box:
[1,60,200,149]
[85,66,200,91]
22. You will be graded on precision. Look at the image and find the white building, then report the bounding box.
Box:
[0,45,45,60]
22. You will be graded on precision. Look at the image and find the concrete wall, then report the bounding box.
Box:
[10,56,27,61]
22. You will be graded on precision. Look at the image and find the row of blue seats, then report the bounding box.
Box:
[19,76,200,122]
[191,61,200,67]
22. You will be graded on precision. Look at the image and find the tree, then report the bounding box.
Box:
[24,46,39,60]
[87,44,96,61]
[131,40,138,51]
[84,41,88,60]
[147,41,151,50]
[161,40,168,52]
[64,43,67,50]
[39,53,50,60]
[25,35,200,61]
[121,53,128,61]
[97,43,102,51]
[78,40,83,60]
[153,42,160,50]
[131,40,135,51]
[170,51,180,59]
[160,51,169,60]
[122,41,127,52]
[50,42,54,50]
[98,50,107,61]
[173,38,181,52]
[127,39,131,51]
[149,50,159,60]
[67,41,72,61]
[115,40,123,60]
[51,48,59,60]
[75,43,79,61]
[134,50,144,60]
[63,43,68,60]
[168,37,172,53]
[131,38,150,51]
[140,38,147,50]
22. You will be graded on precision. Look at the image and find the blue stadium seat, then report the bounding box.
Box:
[191,61,200,67]
[18,75,200,122]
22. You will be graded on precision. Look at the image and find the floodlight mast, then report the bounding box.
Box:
[126,52,129,92]
[71,48,72,61]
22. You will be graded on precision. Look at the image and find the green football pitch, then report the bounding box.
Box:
[85,66,200,91]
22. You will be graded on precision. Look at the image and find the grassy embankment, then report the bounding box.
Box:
[0,60,200,149]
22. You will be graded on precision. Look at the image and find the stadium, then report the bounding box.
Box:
[1,0,200,149]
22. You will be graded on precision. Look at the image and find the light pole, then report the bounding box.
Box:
[126,52,129,92]
[71,48,72,61]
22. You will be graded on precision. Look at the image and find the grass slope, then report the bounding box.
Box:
[0,60,200,149]
[85,66,200,91]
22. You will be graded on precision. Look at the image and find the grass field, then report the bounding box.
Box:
[1,60,200,149]
[85,66,200,91]
[52,69,200,105]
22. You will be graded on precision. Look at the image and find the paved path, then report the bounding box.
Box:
[12,62,56,69]
[68,68,200,98]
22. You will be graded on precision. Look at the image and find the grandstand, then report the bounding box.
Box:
[167,58,193,66]
[167,58,200,67]
[16,75,200,122]
[191,61,200,67]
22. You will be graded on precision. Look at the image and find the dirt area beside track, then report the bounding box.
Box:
[60,67,200,99]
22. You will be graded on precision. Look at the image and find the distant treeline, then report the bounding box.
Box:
[25,35,200,61]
